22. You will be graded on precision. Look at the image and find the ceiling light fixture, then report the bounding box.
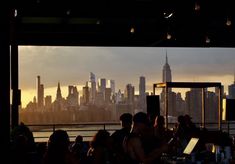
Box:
[166,33,172,40]
[194,2,200,11]
[164,12,174,19]
[14,9,17,17]
[226,17,232,26]
[66,10,71,16]
[205,36,210,44]
[130,27,135,34]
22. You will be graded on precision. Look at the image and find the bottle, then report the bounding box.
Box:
[215,145,221,163]
[221,150,224,161]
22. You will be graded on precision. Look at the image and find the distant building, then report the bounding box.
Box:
[115,89,123,104]
[45,95,52,110]
[82,85,89,105]
[228,74,235,98]
[67,85,79,109]
[116,103,133,118]
[98,78,106,95]
[162,52,172,84]
[89,72,96,104]
[105,88,112,104]
[185,88,202,122]
[37,75,44,109]
[54,82,65,110]
[160,52,176,117]
[124,84,135,105]
[206,91,218,122]
[175,93,186,115]
[95,92,104,106]
[139,76,146,112]
[109,80,115,95]
[56,82,62,100]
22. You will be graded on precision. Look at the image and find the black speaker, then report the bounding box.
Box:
[226,98,235,121]
[146,95,160,125]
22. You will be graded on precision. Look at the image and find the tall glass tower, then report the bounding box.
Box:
[89,72,96,104]
[139,76,146,112]
[37,75,44,109]
[228,73,235,99]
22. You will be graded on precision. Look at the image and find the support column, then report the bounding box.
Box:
[10,11,20,128]
[218,86,222,130]
[165,86,168,129]
[0,5,10,160]
[201,88,206,128]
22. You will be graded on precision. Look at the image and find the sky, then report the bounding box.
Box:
[19,46,235,108]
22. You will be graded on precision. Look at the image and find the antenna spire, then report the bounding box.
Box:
[166,50,168,64]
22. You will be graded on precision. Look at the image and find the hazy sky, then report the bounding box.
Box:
[19,46,235,107]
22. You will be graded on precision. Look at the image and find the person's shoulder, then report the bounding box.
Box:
[126,132,140,141]
[111,129,121,137]
[127,134,142,148]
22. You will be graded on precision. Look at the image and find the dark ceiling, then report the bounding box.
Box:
[11,0,235,47]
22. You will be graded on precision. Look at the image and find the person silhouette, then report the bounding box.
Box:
[123,112,168,164]
[42,129,79,164]
[111,113,133,163]
[69,135,88,163]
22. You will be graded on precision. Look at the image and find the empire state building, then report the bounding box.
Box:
[160,52,176,116]
[162,53,172,83]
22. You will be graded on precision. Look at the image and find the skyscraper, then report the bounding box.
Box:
[98,78,106,96]
[82,85,89,105]
[37,75,44,109]
[45,95,52,110]
[162,52,172,83]
[109,79,115,95]
[228,73,235,99]
[67,85,79,108]
[124,84,135,105]
[54,82,64,111]
[160,52,176,116]
[139,76,146,112]
[56,82,62,100]
[89,72,96,104]
[139,76,146,96]
[185,88,202,122]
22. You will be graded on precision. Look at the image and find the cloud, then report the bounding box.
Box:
[19,46,235,93]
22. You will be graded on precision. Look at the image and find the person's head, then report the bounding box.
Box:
[91,129,111,148]
[75,135,83,143]
[120,113,133,128]
[177,115,185,124]
[11,122,35,151]
[133,112,149,131]
[48,129,70,152]
[154,115,165,128]
[184,114,192,123]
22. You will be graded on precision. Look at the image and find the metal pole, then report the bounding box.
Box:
[165,86,168,130]
[201,88,205,128]
[218,86,222,130]
[153,84,155,95]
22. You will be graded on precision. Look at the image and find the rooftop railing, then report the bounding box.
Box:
[27,121,235,143]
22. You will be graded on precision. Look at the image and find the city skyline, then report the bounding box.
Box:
[19,46,235,108]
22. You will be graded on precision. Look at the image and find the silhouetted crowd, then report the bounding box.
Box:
[10,112,233,164]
